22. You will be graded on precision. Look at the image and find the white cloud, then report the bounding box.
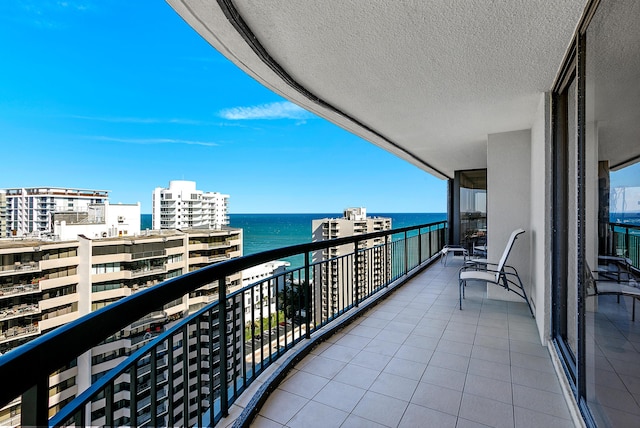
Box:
[219,101,313,120]
[90,136,218,147]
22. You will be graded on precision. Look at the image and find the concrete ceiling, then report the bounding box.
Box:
[168,0,588,179]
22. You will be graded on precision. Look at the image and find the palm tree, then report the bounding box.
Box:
[278,280,308,319]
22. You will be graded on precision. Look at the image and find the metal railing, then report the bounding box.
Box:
[607,222,640,269]
[0,221,447,427]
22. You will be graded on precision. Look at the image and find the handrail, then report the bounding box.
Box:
[0,220,447,425]
[609,222,640,231]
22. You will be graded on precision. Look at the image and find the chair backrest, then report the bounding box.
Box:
[494,229,525,282]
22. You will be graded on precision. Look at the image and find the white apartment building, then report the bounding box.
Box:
[312,208,391,319]
[152,181,229,230]
[0,191,6,240]
[241,261,290,322]
[53,202,141,241]
[2,187,109,238]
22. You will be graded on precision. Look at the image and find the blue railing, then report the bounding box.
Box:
[0,221,447,427]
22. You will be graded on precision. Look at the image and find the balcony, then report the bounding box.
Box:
[0,221,574,427]
[0,304,40,321]
[0,324,39,345]
[0,261,41,277]
[229,262,572,428]
[0,283,40,300]
[129,265,167,279]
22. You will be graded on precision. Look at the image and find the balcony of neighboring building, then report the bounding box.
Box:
[0,303,40,322]
[188,238,236,252]
[0,260,41,277]
[0,282,40,300]
[39,256,79,271]
[0,323,39,346]
[39,300,79,331]
[39,274,79,291]
[92,250,167,265]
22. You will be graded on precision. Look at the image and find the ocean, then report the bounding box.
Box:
[228,213,447,256]
[140,213,447,267]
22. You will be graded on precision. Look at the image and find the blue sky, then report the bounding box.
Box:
[0,0,447,214]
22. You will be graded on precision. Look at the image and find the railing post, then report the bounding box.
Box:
[149,347,157,428]
[130,364,138,427]
[304,252,311,339]
[182,325,189,424]
[105,382,114,428]
[625,227,630,258]
[166,336,173,427]
[404,231,408,275]
[418,227,423,263]
[195,320,202,428]
[21,376,48,428]
[354,241,359,307]
[217,275,229,418]
[383,235,388,287]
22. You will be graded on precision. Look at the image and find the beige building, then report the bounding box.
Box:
[0,226,243,426]
[312,208,391,319]
[185,228,243,313]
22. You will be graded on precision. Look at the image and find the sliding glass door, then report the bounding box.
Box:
[552,1,640,426]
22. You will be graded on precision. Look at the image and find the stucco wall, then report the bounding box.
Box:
[530,93,552,343]
[487,129,532,303]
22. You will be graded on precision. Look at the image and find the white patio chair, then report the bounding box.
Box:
[458,229,533,317]
[587,260,640,321]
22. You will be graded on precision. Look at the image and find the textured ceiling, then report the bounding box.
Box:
[169,0,588,179]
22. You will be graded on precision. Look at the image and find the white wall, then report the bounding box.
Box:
[106,203,141,236]
[530,93,552,342]
[152,188,162,230]
[55,203,140,240]
[487,129,531,303]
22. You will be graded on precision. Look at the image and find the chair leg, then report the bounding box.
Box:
[459,279,463,310]
[511,269,534,318]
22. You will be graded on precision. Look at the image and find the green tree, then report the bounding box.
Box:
[278,280,308,319]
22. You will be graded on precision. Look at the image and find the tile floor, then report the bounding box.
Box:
[223,259,575,428]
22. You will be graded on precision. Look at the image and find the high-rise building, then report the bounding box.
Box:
[2,187,109,238]
[0,225,244,426]
[152,181,229,230]
[0,191,6,240]
[311,208,391,319]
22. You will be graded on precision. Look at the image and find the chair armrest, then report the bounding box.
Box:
[459,264,501,275]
